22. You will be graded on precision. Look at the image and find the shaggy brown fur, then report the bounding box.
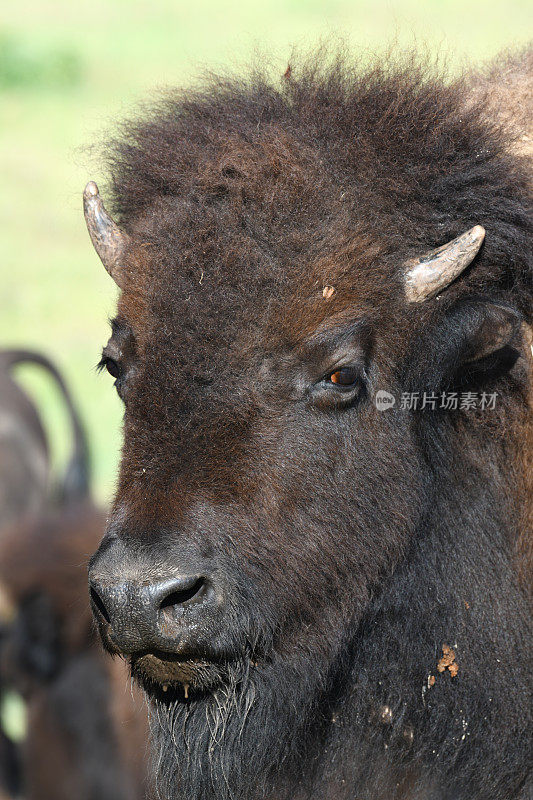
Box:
[90,47,532,800]
[0,505,149,800]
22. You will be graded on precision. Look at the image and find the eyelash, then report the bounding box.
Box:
[97,356,121,380]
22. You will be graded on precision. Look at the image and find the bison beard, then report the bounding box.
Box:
[150,659,330,800]
[148,468,531,800]
[87,46,532,800]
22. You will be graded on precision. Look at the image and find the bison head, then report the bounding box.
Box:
[85,54,532,799]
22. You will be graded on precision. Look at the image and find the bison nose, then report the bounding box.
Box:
[89,574,211,654]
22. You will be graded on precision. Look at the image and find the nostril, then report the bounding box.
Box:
[158,577,206,611]
[90,586,111,624]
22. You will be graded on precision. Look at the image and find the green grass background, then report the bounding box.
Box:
[1,0,531,503]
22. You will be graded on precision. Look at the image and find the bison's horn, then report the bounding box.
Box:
[83,181,128,287]
[405,225,485,303]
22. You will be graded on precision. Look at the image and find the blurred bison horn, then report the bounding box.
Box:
[405,225,485,303]
[83,181,129,287]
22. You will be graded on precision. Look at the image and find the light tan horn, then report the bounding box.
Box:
[405,225,486,303]
[83,181,128,287]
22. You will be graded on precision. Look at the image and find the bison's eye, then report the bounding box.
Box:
[102,357,120,379]
[312,363,365,409]
[98,355,121,381]
[328,366,360,389]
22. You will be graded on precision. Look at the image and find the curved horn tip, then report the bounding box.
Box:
[84,180,99,198]
[82,180,127,288]
[469,224,486,243]
[405,224,487,304]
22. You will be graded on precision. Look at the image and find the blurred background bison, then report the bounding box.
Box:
[0,353,149,799]
[0,349,89,530]
[0,505,149,800]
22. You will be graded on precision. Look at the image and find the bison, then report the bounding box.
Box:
[86,48,532,800]
[0,352,148,799]
[0,349,92,796]
[0,504,150,800]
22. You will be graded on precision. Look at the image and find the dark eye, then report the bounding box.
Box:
[328,366,360,389]
[105,358,120,378]
[100,356,121,379]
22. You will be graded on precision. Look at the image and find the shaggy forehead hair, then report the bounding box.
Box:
[105,49,531,331]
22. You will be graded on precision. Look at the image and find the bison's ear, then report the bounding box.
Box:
[402,299,524,394]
